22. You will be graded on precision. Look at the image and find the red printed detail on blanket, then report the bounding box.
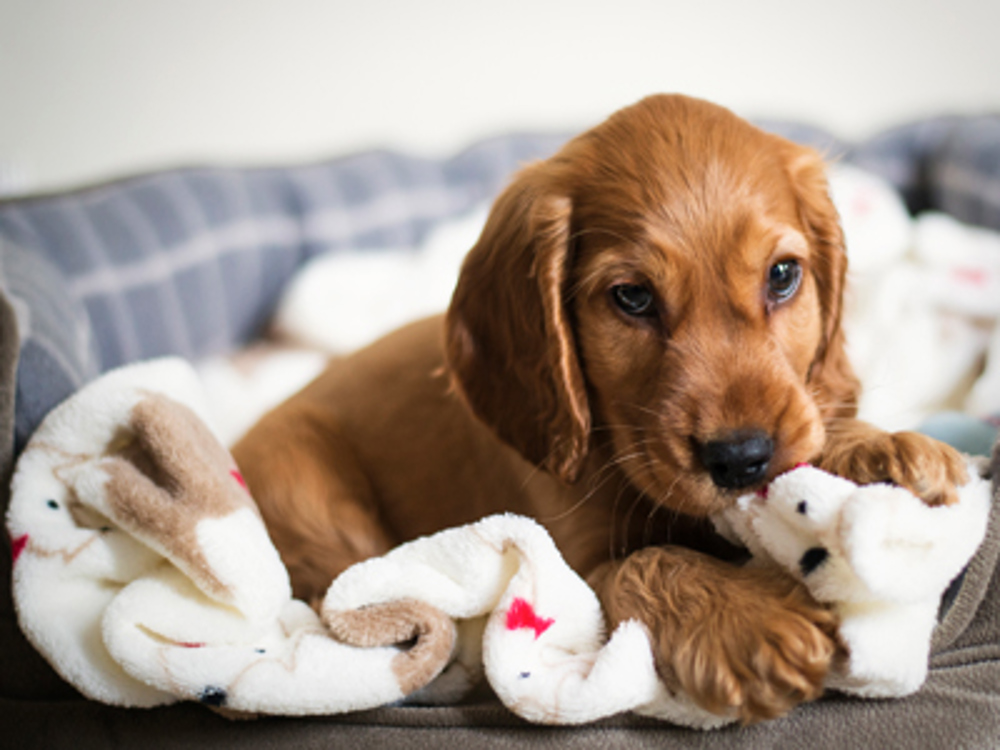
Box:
[10,533,28,563]
[178,642,206,649]
[952,267,990,287]
[230,469,249,493]
[506,597,554,639]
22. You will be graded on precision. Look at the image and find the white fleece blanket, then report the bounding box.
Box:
[6,358,991,725]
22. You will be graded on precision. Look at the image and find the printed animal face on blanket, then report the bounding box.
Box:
[5,359,992,725]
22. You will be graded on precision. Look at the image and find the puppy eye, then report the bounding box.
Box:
[611,283,656,317]
[767,260,802,302]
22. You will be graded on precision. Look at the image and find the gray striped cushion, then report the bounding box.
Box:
[0,238,98,453]
[930,116,1000,230]
[0,134,569,372]
[2,123,1000,449]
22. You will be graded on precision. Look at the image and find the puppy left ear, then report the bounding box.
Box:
[445,163,591,483]
[784,145,860,418]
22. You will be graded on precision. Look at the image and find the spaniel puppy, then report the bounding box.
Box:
[233,95,967,723]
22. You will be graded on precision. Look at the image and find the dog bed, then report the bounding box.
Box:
[2,118,1000,748]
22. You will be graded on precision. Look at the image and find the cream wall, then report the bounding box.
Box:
[1,0,998,194]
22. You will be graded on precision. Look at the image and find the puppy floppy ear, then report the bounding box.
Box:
[785,146,860,419]
[445,164,591,483]
[786,147,847,348]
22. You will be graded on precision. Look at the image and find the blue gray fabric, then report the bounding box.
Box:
[842,115,1000,226]
[0,238,99,454]
[846,116,966,214]
[930,116,1000,230]
[919,411,1000,457]
[755,120,849,159]
[0,134,569,375]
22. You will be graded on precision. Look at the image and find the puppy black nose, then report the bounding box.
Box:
[697,431,774,489]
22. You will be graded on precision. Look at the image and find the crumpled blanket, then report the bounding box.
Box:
[5,358,991,726]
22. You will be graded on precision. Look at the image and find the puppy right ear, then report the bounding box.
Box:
[783,143,860,421]
[444,164,591,483]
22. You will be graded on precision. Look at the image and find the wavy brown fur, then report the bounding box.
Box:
[233,94,966,721]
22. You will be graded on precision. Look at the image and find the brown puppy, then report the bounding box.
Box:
[233,95,967,722]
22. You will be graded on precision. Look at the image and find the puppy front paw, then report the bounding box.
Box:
[600,547,838,723]
[821,426,968,506]
[670,576,837,722]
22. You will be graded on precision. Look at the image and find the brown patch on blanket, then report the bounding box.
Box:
[324,599,457,696]
[101,393,257,600]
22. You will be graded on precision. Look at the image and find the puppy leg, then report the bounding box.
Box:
[593,546,838,723]
[820,419,968,506]
[232,402,395,607]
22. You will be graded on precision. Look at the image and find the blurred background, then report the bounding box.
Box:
[2,0,999,196]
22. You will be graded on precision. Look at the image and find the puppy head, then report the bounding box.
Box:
[445,95,857,514]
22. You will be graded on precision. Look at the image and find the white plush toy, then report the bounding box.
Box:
[715,463,991,699]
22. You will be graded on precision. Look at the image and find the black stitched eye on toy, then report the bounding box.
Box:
[199,686,228,706]
[611,284,656,317]
[767,259,802,302]
[799,547,829,576]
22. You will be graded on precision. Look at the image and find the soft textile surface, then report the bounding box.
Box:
[6,358,991,726]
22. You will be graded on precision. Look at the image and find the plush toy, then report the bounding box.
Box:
[6,358,993,727]
[713,463,991,698]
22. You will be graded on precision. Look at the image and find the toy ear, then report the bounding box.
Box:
[840,485,968,601]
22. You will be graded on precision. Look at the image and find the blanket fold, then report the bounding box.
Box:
[5,358,992,727]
